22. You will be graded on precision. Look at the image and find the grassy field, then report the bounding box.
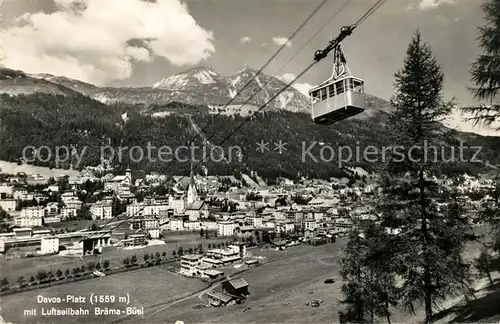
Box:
[0,226,493,324]
[0,241,345,324]
[0,234,234,285]
[0,161,81,179]
[0,267,208,324]
[124,232,490,324]
[129,240,350,324]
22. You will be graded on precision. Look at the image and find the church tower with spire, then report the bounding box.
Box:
[187,160,198,206]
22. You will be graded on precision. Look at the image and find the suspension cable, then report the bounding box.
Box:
[218,0,352,119]
[87,0,330,240]
[353,0,387,27]
[90,0,388,240]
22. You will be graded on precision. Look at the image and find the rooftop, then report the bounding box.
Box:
[228,277,249,289]
[181,254,204,261]
[13,227,32,232]
[206,290,234,303]
[204,269,223,276]
[186,201,206,210]
[221,255,241,262]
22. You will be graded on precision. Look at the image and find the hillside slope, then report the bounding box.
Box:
[0,68,80,97]
[0,92,498,180]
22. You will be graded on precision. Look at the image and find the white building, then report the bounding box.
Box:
[105,169,132,192]
[14,190,34,201]
[184,221,201,230]
[15,216,43,227]
[170,218,184,231]
[61,207,78,219]
[304,220,318,231]
[45,202,59,215]
[41,237,59,254]
[61,192,81,205]
[47,185,59,192]
[180,254,203,276]
[148,228,160,239]
[276,222,295,234]
[90,204,112,220]
[217,221,237,237]
[186,201,209,221]
[0,184,14,195]
[126,203,169,217]
[171,197,185,215]
[44,215,61,223]
[21,207,45,218]
[0,199,17,212]
[251,216,263,228]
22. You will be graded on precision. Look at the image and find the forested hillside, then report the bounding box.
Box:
[0,93,498,180]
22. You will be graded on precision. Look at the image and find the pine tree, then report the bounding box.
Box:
[461,0,500,129]
[339,228,368,323]
[475,174,500,278]
[463,0,500,297]
[378,31,472,323]
[338,222,398,324]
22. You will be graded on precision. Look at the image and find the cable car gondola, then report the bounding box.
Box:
[309,42,365,125]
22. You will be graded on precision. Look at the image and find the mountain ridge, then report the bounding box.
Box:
[9,66,314,113]
[0,66,496,140]
[2,66,397,120]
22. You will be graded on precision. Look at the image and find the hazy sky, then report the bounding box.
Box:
[2,0,499,136]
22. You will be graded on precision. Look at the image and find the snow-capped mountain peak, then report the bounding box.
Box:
[152,67,222,89]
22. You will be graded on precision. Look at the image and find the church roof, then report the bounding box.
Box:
[186,201,205,210]
[110,175,129,182]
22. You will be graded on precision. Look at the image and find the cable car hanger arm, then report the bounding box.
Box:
[313,25,355,62]
[313,0,388,62]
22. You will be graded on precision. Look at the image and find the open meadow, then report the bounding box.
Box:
[0,267,208,324]
[0,233,233,284]
[0,226,492,324]
[0,161,81,180]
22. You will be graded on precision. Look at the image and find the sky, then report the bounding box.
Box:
[1,0,499,136]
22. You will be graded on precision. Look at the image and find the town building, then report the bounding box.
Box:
[40,236,59,254]
[0,184,14,196]
[61,207,78,219]
[129,217,159,230]
[217,221,237,237]
[186,201,209,221]
[222,277,249,298]
[0,198,17,212]
[148,228,160,239]
[206,277,250,307]
[44,215,61,223]
[82,231,112,254]
[21,206,45,218]
[180,254,204,276]
[184,221,202,231]
[170,217,185,231]
[61,192,81,205]
[250,215,263,228]
[90,203,112,220]
[105,168,132,192]
[45,202,59,215]
[122,234,147,247]
[171,196,186,215]
[13,190,34,201]
[13,227,33,238]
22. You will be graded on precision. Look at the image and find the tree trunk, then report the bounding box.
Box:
[370,270,374,324]
[487,270,494,286]
[420,169,433,323]
[485,250,494,286]
[385,299,392,324]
